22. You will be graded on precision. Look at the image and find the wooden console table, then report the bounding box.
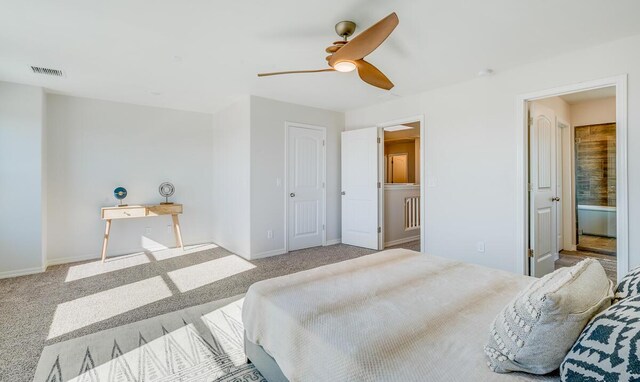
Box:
[100,204,184,262]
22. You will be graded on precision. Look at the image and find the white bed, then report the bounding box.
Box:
[242,249,561,381]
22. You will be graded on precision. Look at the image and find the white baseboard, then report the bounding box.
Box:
[46,253,101,267]
[250,248,287,260]
[0,265,46,280]
[384,235,420,248]
[1,242,218,279]
[250,240,343,260]
[46,242,214,268]
[45,245,144,268]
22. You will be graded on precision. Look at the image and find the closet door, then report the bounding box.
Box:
[288,125,325,251]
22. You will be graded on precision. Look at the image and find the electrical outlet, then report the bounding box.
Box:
[267,230,273,239]
[477,241,485,253]
[145,227,152,235]
[167,225,172,234]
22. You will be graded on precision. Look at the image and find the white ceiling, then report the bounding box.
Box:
[560,86,616,104]
[1,0,639,113]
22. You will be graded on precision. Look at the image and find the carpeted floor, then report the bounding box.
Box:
[33,295,257,382]
[0,241,420,381]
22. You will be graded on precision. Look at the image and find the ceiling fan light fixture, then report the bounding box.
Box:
[334,61,356,73]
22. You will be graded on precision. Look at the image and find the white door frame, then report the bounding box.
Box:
[377,114,426,253]
[556,117,573,252]
[515,75,628,277]
[284,122,327,252]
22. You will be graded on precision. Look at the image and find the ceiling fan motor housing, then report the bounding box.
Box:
[335,20,356,39]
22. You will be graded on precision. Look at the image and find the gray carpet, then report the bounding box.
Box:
[0,241,420,381]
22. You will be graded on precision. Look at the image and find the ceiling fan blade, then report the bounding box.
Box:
[354,60,394,90]
[329,12,398,67]
[258,68,335,77]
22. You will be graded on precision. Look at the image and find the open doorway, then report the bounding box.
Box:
[340,115,425,253]
[523,81,625,283]
[382,122,421,251]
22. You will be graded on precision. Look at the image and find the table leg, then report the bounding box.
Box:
[172,214,184,250]
[101,219,111,262]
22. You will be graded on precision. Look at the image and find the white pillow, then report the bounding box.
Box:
[484,259,613,374]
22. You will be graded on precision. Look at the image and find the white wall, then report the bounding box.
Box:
[3,89,338,272]
[249,96,344,258]
[571,97,616,126]
[345,34,640,273]
[0,82,45,277]
[384,185,421,246]
[211,96,251,258]
[46,95,214,263]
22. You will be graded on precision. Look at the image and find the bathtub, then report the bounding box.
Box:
[577,205,617,238]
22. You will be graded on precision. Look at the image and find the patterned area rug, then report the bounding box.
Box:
[33,295,265,382]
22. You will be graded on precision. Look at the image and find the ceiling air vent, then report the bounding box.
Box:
[30,66,64,77]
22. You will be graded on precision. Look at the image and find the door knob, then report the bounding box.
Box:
[290,193,296,197]
[341,191,346,195]
[552,197,560,202]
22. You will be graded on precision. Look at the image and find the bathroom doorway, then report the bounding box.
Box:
[525,85,619,282]
[381,120,422,251]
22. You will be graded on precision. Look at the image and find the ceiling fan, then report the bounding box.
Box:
[258,12,399,90]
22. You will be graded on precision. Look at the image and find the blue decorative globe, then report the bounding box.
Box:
[114,187,127,200]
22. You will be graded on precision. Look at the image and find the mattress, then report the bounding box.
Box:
[242,249,560,381]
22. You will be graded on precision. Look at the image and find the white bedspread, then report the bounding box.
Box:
[243,249,561,381]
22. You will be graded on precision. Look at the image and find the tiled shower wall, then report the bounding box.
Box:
[575,123,616,206]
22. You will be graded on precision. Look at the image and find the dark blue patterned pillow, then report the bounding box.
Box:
[615,266,640,302]
[560,295,640,381]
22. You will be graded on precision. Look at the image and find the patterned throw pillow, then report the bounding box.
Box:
[615,266,640,302]
[560,294,640,381]
[485,259,613,374]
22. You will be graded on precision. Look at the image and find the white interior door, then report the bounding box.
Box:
[287,125,325,251]
[529,103,558,277]
[341,127,380,249]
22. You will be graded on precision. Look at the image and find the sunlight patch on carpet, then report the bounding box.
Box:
[48,276,172,339]
[151,243,219,261]
[65,253,151,282]
[167,255,255,293]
